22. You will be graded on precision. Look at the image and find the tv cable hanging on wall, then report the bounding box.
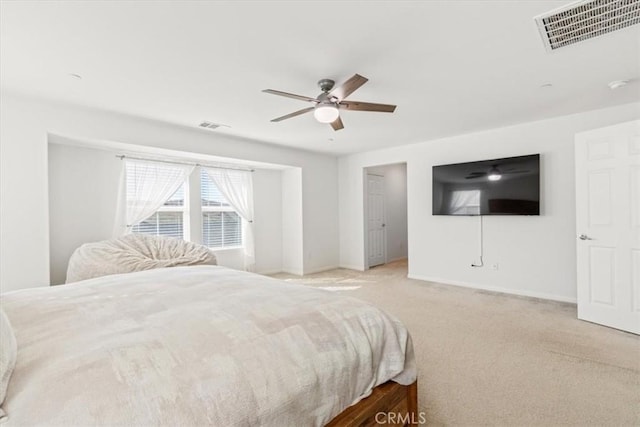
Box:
[471,215,484,268]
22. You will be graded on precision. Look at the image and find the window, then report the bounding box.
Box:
[125,160,188,239]
[131,184,186,239]
[201,170,242,248]
[125,161,244,248]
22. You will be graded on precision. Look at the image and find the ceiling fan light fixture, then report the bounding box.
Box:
[488,165,502,181]
[313,104,339,123]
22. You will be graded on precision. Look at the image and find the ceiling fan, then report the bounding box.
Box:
[262,74,396,131]
[465,165,530,181]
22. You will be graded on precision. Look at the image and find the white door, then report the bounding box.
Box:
[575,120,640,334]
[367,174,386,268]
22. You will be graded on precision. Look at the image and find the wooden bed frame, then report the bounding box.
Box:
[327,381,418,426]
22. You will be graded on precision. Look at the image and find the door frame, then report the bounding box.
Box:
[363,170,387,270]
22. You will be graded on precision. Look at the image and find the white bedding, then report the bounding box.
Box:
[1,266,416,426]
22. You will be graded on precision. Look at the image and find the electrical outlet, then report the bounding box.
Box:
[492,263,499,270]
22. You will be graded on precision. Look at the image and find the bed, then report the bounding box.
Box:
[0,265,417,426]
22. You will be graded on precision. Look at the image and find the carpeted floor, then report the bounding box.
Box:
[271,260,640,426]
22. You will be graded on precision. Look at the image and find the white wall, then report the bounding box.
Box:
[48,143,121,285]
[252,169,283,275]
[366,163,408,263]
[281,168,304,275]
[47,142,285,284]
[0,94,50,292]
[1,92,338,292]
[339,102,640,302]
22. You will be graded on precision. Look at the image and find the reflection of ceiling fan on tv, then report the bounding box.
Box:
[465,165,530,181]
[262,74,396,131]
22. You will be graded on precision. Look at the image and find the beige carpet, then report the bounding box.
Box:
[272,260,640,426]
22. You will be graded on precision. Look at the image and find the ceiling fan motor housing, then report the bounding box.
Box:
[316,92,332,105]
[317,78,335,93]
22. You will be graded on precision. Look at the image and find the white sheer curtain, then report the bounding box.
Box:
[203,167,255,271]
[113,159,194,236]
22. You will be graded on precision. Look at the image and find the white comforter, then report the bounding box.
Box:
[1,266,416,426]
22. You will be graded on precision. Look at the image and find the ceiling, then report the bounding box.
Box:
[1,1,638,155]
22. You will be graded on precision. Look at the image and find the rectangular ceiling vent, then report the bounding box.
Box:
[198,121,221,130]
[535,0,640,51]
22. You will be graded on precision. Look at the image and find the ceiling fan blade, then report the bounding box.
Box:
[330,116,344,131]
[504,170,530,174]
[329,74,368,100]
[262,89,318,103]
[270,107,315,122]
[339,100,396,113]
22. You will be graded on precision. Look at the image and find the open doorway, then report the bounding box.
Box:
[363,163,408,270]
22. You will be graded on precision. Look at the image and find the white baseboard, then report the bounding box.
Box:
[256,269,283,275]
[339,264,366,272]
[304,265,340,275]
[406,274,577,304]
[387,256,408,263]
[279,266,340,276]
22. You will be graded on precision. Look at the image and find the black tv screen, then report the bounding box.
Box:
[432,154,540,216]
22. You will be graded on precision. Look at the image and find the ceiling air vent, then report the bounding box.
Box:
[535,0,640,51]
[198,121,221,130]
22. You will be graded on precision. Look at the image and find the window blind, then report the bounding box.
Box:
[201,170,242,248]
[132,211,184,239]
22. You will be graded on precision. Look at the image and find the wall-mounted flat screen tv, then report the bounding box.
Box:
[432,154,540,216]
